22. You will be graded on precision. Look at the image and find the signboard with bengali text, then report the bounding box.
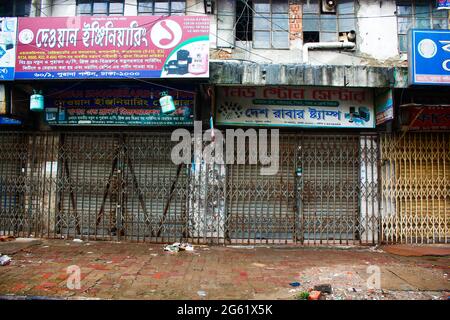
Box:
[15,16,209,80]
[409,29,450,85]
[375,89,394,125]
[44,83,195,126]
[216,86,375,128]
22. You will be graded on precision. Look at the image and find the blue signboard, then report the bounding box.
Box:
[437,0,450,10]
[0,116,21,125]
[409,29,450,86]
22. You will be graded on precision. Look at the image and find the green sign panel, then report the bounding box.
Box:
[44,84,194,126]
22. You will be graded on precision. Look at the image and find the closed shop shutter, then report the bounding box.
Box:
[381,132,450,244]
[226,135,298,243]
[56,133,189,242]
[226,133,361,244]
[299,135,360,242]
[0,133,29,235]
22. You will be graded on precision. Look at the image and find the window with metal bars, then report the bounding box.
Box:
[253,0,289,49]
[137,0,186,16]
[302,0,356,43]
[76,0,124,16]
[217,0,238,47]
[396,0,448,53]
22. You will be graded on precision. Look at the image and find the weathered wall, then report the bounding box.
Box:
[210,61,408,88]
[44,0,406,67]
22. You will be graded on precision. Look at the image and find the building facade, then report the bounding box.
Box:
[0,0,449,245]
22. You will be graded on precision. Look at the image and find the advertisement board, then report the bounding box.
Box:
[408,29,450,85]
[0,17,17,81]
[15,16,209,80]
[437,0,450,10]
[401,106,450,130]
[216,86,375,128]
[44,83,195,126]
[375,89,394,125]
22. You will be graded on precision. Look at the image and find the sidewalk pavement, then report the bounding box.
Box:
[0,239,448,300]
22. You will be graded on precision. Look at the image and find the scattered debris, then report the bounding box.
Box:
[197,290,207,297]
[314,284,332,294]
[73,239,83,243]
[318,276,332,281]
[308,290,321,300]
[228,246,254,249]
[164,245,180,253]
[289,282,301,287]
[296,292,310,300]
[0,235,15,242]
[164,242,194,253]
[252,263,266,268]
[0,254,12,266]
[150,253,158,257]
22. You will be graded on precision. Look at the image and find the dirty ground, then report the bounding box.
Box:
[0,239,448,300]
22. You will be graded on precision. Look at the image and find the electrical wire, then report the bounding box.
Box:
[30,0,449,21]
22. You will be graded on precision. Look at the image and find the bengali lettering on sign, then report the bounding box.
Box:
[401,106,450,130]
[15,16,209,80]
[375,89,394,125]
[216,86,375,128]
[44,84,194,126]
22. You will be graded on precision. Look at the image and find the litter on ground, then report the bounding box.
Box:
[164,242,194,253]
[0,255,12,266]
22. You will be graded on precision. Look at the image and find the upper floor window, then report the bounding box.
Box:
[76,0,124,16]
[138,0,186,15]
[0,0,31,17]
[302,0,356,43]
[217,0,289,49]
[253,0,289,49]
[396,0,449,52]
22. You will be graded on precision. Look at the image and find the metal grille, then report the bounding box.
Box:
[56,133,189,242]
[225,133,379,245]
[0,131,380,245]
[380,132,450,244]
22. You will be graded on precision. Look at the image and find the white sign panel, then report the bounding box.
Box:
[216,86,375,128]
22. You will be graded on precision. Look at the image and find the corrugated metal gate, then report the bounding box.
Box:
[56,132,190,242]
[0,131,379,244]
[380,132,449,244]
[226,133,379,245]
[0,132,190,242]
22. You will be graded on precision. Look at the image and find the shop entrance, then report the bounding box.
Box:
[225,133,379,245]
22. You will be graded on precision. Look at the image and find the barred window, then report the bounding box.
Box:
[253,0,289,49]
[137,0,186,16]
[302,0,356,43]
[76,0,124,16]
[396,0,449,52]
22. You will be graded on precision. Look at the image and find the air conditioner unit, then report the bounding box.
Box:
[322,0,337,13]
